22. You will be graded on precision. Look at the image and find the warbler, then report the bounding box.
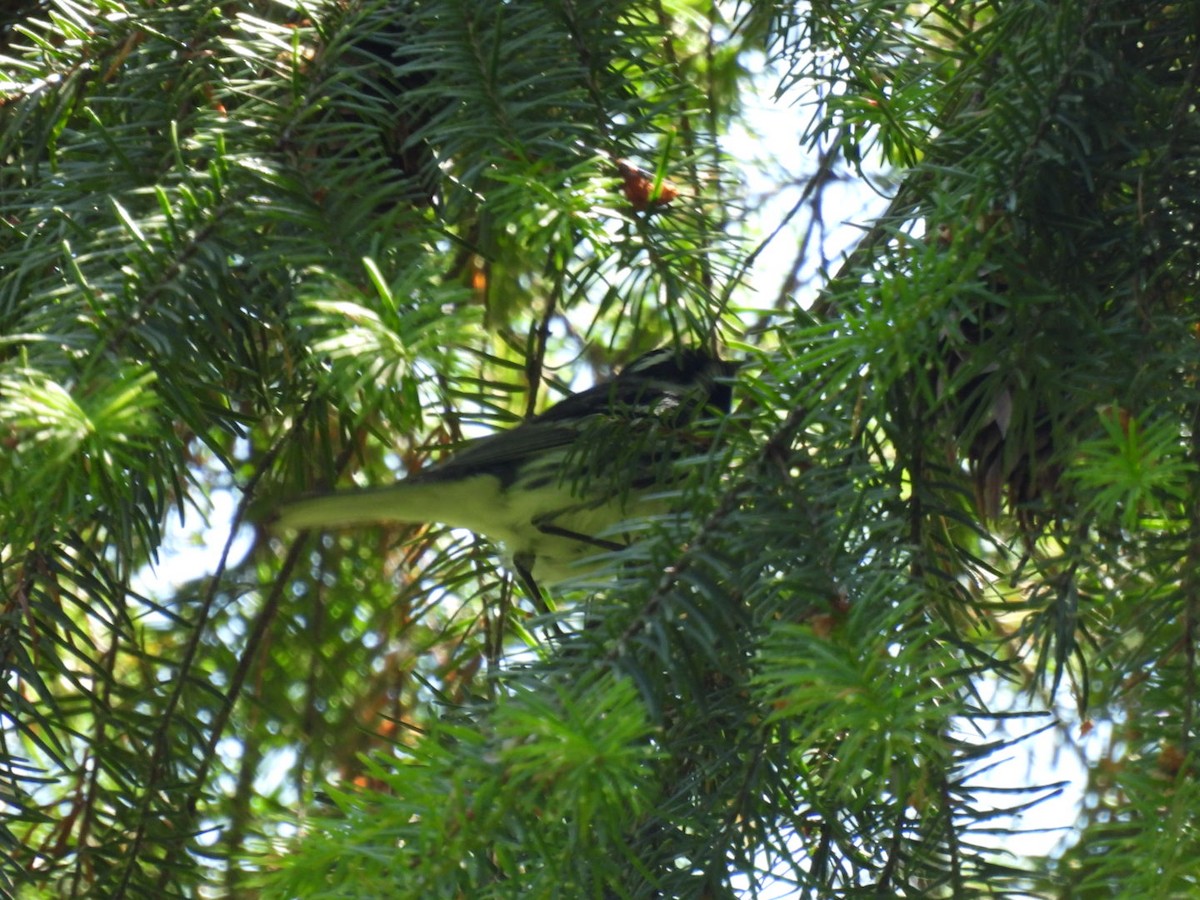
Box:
[278,346,734,595]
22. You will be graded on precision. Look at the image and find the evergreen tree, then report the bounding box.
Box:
[1,1,1197,896]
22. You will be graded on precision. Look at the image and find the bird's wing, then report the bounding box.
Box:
[425,371,697,486]
[421,374,665,485]
[415,419,581,486]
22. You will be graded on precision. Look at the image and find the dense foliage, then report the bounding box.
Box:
[1,0,1197,896]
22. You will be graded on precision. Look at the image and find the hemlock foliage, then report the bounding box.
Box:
[2,0,1198,896]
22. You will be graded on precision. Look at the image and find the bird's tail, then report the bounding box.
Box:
[275,477,498,533]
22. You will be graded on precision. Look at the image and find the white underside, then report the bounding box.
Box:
[279,475,667,585]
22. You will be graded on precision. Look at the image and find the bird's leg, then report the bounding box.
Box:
[512,552,569,642]
[512,553,547,611]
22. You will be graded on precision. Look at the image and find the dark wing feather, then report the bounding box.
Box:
[416,348,731,486]
[414,420,580,486]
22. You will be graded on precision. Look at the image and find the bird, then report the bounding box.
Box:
[277,346,735,597]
